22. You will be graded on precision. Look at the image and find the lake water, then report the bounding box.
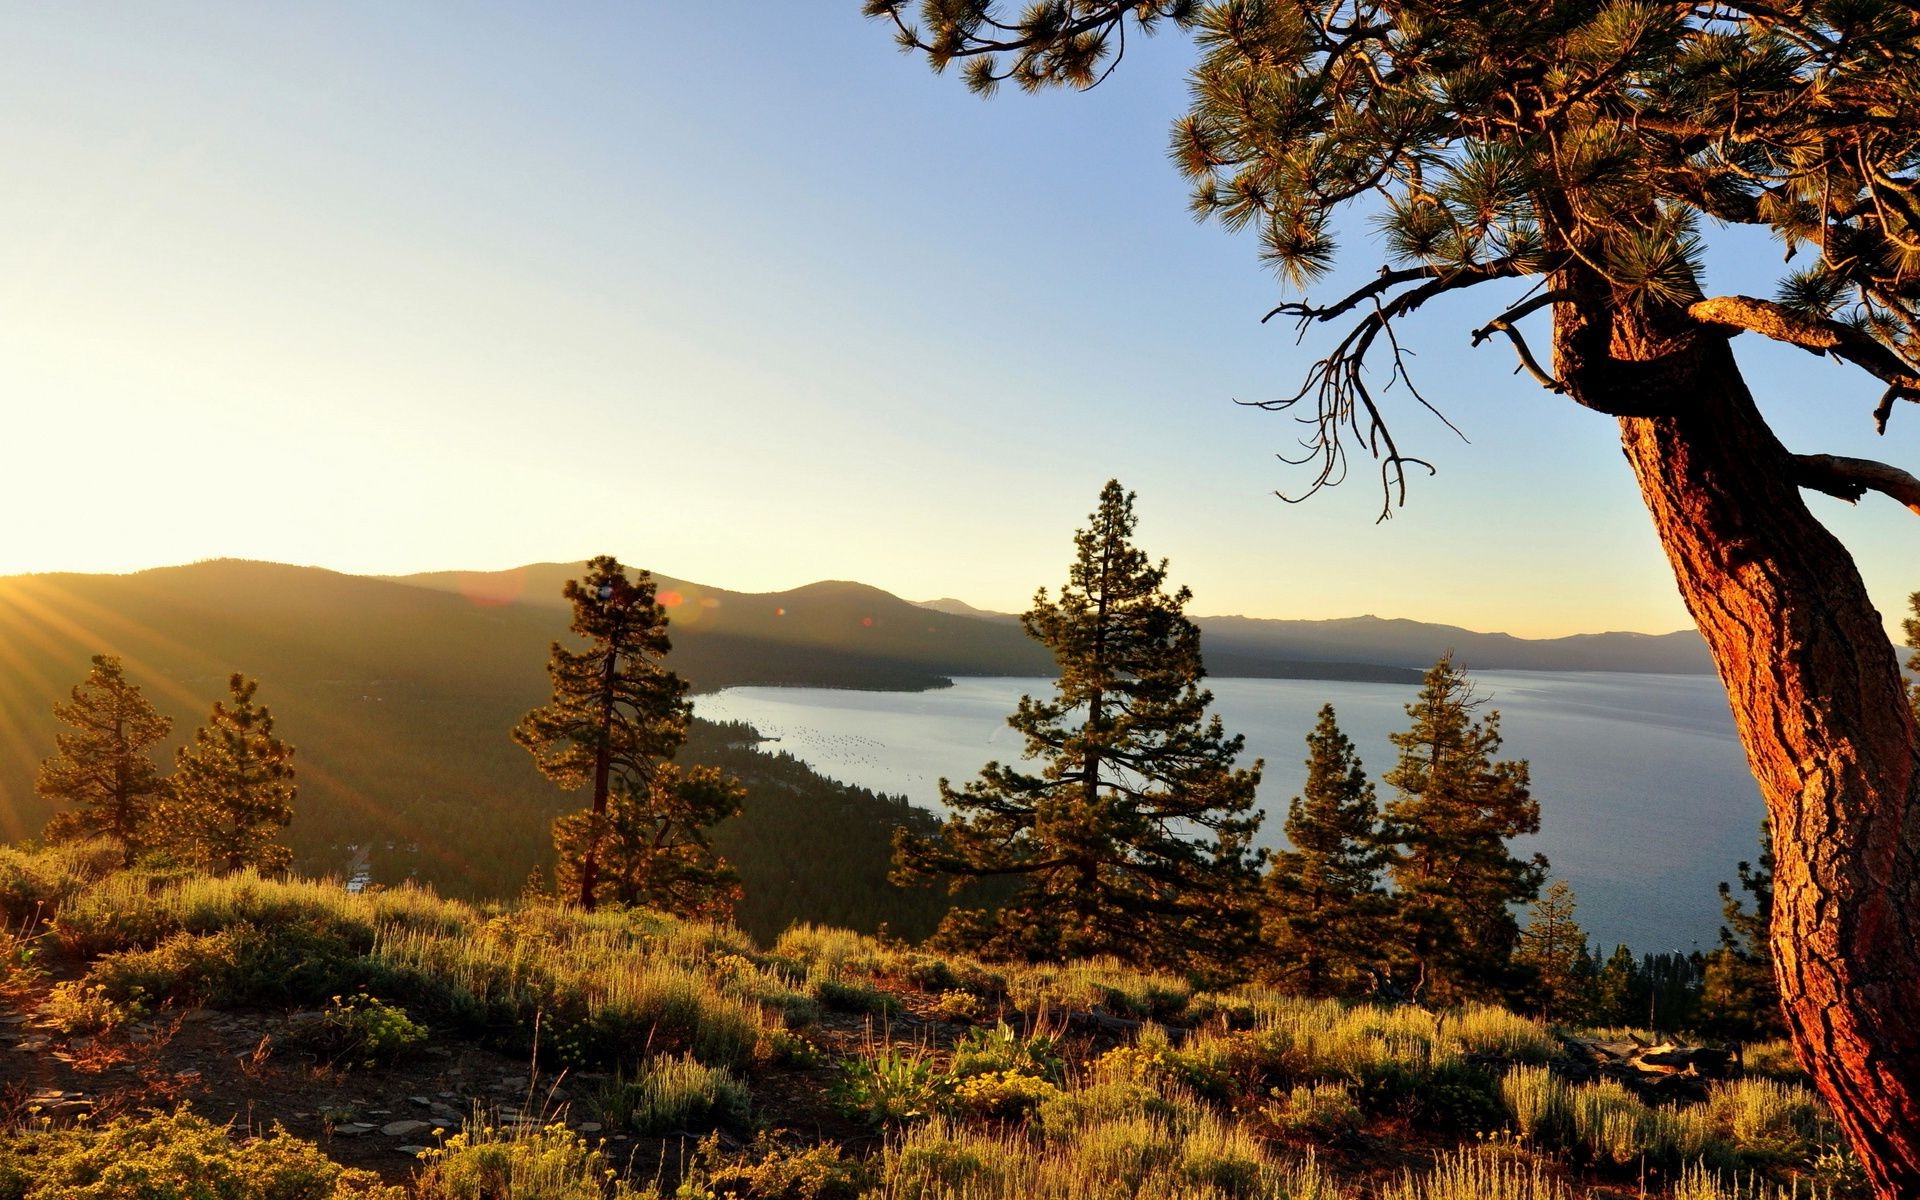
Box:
[696,673,1764,954]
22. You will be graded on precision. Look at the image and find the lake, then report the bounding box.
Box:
[695,672,1764,954]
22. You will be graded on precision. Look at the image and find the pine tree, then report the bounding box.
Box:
[868,5,1920,1187]
[1381,657,1546,1005]
[36,654,172,867]
[1515,880,1591,1025]
[894,481,1263,974]
[551,762,744,919]
[1592,945,1639,1027]
[165,674,296,875]
[1259,704,1389,996]
[1699,820,1786,1040]
[514,556,742,915]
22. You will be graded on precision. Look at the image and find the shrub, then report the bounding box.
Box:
[948,1070,1064,1121]
[1380,1149,1571,1200]
[809,974,901,1016]
[934,989,986,1023]
[684,1132,866,1200]
[0,841,117,927]
[42,980,145,1034]
[83,922,367,1010]
[592,1053,750,1135]
[413,1118,659,1200]
[948,1021,1063,1083]
[833,1043,948,1127]
[306,992,428,1069]
[0,1107,400,1200]
[1739,1040,1806,1083]
[1500,1065,1571,1144]
[774,924,890,979]
[1702,1078,1825,1163]
[1264,1081,1364,1142]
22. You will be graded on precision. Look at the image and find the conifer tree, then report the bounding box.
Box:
[1515,880,1591,1025]
[894,481,1263,974]
[1259,703,1389,996]
[551,762,744,919]
[1593,944,1644,1028]
[166,674,296,875]
[514,556,742,915]
[1381,657,1546,1005]
[866,5,1920,1186]
[37,654,172,867]
[1699,820,1786,1040]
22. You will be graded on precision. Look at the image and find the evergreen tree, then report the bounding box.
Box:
[1699,820,1786,1040]
[165,674,295,875]
[1382,657,1546,1005]
[551,762,744,920]
[514,556,742,915]
[894,481,1263,974]
[867,5,1920,1186]
[37,654,172,867]
[1259,704,1389,996]
[1593,944,1643,1028]
[1515,880,1590,1025]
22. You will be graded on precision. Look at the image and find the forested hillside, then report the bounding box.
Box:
[0,561,958,938]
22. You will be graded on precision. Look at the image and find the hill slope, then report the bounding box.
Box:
[0,558,1707,923]
[0,560,951,938]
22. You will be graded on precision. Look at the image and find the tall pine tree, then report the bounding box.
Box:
[514,556,742,915]
[894,481,1262,974]
[37,654,172,867]
[165,674,296,875]
[1515,880,1592,1025]
[1259,704,1389,996]
[1382,657,1546,1005]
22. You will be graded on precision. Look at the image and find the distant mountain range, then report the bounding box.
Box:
[913,597,1712,677]
[0,557,1709,914]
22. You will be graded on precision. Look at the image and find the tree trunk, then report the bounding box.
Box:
[1559,301,1920,1197]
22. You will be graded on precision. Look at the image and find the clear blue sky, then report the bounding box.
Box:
[2,3,1915,637]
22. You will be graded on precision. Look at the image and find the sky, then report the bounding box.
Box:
[1,4,1916,638]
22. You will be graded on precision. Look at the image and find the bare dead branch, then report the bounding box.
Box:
[1793,453,1920,515]
[1471,291,1569,392]
[1265,258,1531,327]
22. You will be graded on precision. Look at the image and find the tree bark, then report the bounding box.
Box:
[1557,298,1920,1197]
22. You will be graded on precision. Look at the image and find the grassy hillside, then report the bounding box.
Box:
[0,851,1864,1199]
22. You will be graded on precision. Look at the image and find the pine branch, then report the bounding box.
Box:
[1471,291,1568,393]
[1689,295,1920,432]
[1792,453,1920,515]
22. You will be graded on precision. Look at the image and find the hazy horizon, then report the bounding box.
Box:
[0,553,1715,639]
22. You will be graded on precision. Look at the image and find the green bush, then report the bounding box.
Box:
[1409,1063,1506,1134]
[0,841,117,927]
[306,992,428,1069]
[82,922,367,1010]
[41,980,146,1034]
[809,974,901,1016]
[833,1044,949,1127]
[413,1118,659,1200]
[948,1021,1063,1084]
[592,1053,750,1135]
[1264,1081,1364,1142]
[685,1133,866,1200]
[0,1107,400,1200]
